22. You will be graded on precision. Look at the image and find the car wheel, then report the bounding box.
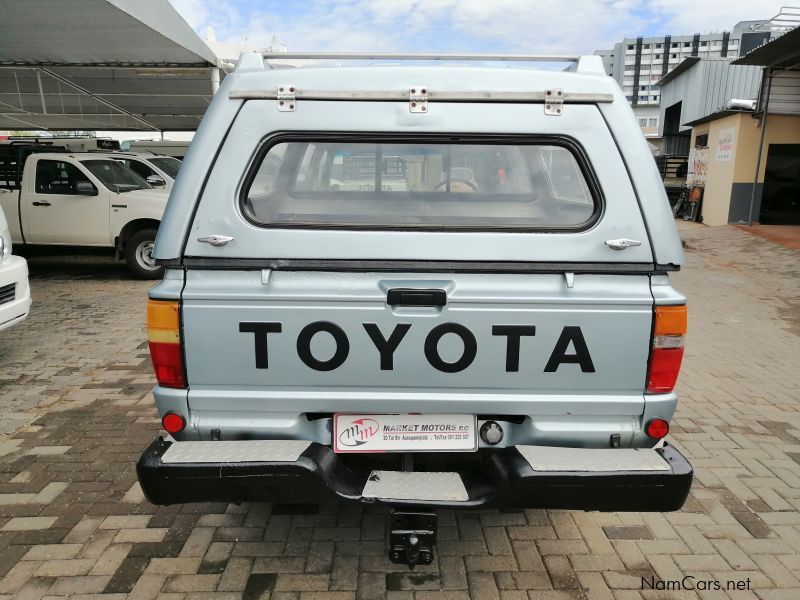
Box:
[125,229,163,280]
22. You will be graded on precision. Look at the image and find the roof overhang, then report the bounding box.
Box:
[0,0,219,131]
[732,27,800,68]
[656,56,701,87]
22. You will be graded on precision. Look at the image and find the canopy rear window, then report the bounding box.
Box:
[242,137,599,231]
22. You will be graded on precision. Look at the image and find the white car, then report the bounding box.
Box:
[99,152,181,192]
[0,204,31,331]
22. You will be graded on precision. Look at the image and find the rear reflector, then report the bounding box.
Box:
[147,299,186,388]
[647,305,686,394]
[645,418,670,439]
[162,412,186,434]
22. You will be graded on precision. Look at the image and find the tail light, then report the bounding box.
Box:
[646,304,687,394]
[147,299,186,388]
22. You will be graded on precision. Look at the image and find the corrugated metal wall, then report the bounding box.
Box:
[698,60,762,119]
[659,59,763,132]
[761,71,800,115]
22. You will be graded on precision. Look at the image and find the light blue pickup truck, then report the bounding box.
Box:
[137,52,691,567]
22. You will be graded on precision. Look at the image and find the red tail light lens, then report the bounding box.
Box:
[162,412,186,434]
[147,299,186,388]
[645,418,670,439]
[647,305,686,394]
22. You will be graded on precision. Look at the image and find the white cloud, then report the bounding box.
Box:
[169,0,790,56]
[647,0,788,33]
[169,0,211,30]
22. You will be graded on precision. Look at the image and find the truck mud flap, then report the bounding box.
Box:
[137,438,692,512]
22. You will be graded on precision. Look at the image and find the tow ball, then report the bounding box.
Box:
[388,510,437,569]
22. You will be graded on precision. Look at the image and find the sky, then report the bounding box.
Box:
[168,0,788,55]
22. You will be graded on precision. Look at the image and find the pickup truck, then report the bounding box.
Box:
[0,145,169,278]
[100,152,182,192]
[137,52,692,568]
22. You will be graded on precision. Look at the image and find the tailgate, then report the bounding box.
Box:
[182,270,653,416]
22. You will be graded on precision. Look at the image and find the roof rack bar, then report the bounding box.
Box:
[262,52,581,63]
[229,89,614,104]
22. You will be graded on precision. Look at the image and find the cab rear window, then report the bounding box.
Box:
[242,137,599,230]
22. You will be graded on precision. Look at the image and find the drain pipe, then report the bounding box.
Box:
[747,68,774,226]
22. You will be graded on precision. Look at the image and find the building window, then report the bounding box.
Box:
[671,53,677,59]
[700,41,708,47]
[696,134,709,147]
[648,118,658,127]
[654,54,661,59]
[643,43,650,49]
[671,43,678,48]
[655,43,662,48]
[683,42,690,47]
[627,44,634,50]
[639,118,648,127]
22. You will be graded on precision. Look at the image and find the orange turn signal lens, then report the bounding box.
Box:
[654,305,687,336]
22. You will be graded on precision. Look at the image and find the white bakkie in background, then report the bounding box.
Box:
[0,151,170,279]
[0,202,31,330]
[99,152,182,192]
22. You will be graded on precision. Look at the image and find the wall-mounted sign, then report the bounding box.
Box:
[716,128,735,162]
[688,146,708,187]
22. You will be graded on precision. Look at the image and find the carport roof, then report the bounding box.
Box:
[0,0,219,131]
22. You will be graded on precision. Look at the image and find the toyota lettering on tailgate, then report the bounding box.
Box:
[239,321,595,373]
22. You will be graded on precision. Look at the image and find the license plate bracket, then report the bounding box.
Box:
[333,413,477,453]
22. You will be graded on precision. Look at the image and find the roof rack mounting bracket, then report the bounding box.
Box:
[544,88,564,115]
[277,84,296,111]
[409,85,428,113]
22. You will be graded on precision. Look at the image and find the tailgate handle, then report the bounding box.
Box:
[387,288,447,307]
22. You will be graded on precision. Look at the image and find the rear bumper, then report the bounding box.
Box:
[137,437,692,511]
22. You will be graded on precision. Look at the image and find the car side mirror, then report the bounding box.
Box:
[75,181,98,196]
[146,175,166,187]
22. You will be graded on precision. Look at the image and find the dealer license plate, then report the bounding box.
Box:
[333,414,477,453]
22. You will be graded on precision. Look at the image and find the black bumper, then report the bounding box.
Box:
[137,437,692,512]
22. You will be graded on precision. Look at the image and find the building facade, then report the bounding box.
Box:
[594,21,769,139]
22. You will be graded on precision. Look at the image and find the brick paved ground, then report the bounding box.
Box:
[0,225,799,599]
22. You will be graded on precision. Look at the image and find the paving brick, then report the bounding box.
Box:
[217,557,254,592]
[274,574,330,592]
[35,558,97,577]
[1,517,58,531]
[22,544,82,561]
[114,528,168,543]
[162,574,221,593]
[46,575,112,595]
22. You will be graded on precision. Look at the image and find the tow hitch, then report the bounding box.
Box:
[388,510,437,569]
